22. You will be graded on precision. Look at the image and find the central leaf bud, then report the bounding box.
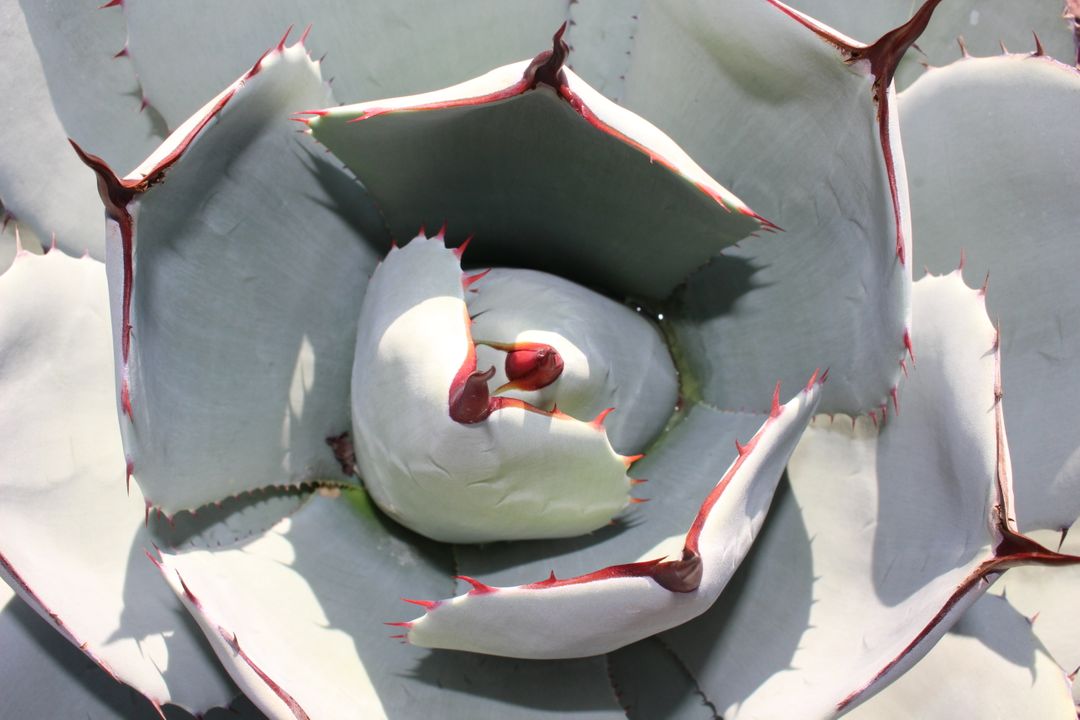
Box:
[350,232,677,543]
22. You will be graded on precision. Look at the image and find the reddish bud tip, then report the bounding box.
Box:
[501,343,564,392]
[449,366,495,424]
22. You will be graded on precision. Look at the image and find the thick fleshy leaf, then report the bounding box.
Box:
[157,489,625,720]
[568,0,921,415]
[0,250,235,713]
[900,55,1080,532]
[660,273,1080,718]
[399,380,821,658]
[0,205,43,275]
[848,593,1077,719]
[469,267,678,455]
[0,2,105,258]
[122,1,569,130]
[787,0,1077,87]
[75,42,387,514]
[0,584,183,720]
[18,0,166,172]
[993,521,1080,705]
[306,37,763,300]
[351,235,642,543]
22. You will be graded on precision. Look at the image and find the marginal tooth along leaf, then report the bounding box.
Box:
[306,27,765,300]
[0,250,233,712]
[351,234,639,543]
[73,40,383,514]
[661,273,1080,718]
[396,378,822,659]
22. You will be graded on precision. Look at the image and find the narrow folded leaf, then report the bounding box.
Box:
[0,251,234,713]
[75,41,386,514]
[400,380,821,658]
[901,55,1080,532]
[661,273,1080,718]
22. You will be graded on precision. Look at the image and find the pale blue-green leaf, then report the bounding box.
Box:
[308,61,760,300]
[122,1,569,128]
[157,489,625,719]
[18,0,166,172]
[607,637,717,720]
[848,593,1076,719]
[0,251,235,713]
[662,274,1068,718]
[0,2,104,258]
[97,44,386,514]
[592,0,909,414]
[900,55,1080,532]
[454,404,769,585]
[787,0,1076,87]
[992,521,1080,705]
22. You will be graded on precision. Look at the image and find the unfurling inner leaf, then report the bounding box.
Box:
[350,232,676,543]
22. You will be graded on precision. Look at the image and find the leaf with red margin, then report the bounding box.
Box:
[660,273,1080,718]
[786,0,1076,88]
[305,27,765,300]
[121,0,572,130]
[395,378,821,658]
[848,593,1076,719]
[0,251,235,714]
[596,0,930,416]
[156,489,628,720]
[73,40,386,514]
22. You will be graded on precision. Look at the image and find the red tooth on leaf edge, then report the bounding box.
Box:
[456,576,496,595]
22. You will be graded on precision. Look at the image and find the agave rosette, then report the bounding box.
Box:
[2,1,1079,718]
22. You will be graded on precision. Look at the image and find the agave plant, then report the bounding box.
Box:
[2,1,1080,718]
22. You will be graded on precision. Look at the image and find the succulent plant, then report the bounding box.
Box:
[2,1,1080,718]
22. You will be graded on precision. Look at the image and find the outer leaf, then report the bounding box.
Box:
[75,42,386,514]
[992,521,1080,705]
[307,35,763,300]
[122,1,570,129]
[0,2,105,258]
[0,584,173,720]
[900,54,1080,532]
[848,593,1076,719]
[661,273,1080,718]
[157,489,626,720]
[575,0,923,416]
[787,0,1077,87]
[17,0,166,172]
[399,380,821,658]
[0,251,234,713]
